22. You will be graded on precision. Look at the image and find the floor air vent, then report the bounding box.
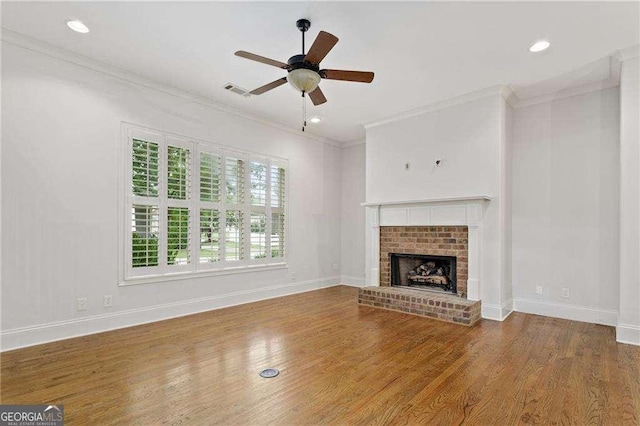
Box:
[223,83,251,97]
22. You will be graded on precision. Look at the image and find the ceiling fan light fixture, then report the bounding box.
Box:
[287,68,321,93]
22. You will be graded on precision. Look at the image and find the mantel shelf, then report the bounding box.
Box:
[361,196,493,207]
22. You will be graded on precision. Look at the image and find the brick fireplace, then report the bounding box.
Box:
[380,226,468,296]
[358,197,490,326]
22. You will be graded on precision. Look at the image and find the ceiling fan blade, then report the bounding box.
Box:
[304,31,339,65]
[250,77,288,95]
[321,69,374,83]
[308,86,327,106]
[235,51,289,70]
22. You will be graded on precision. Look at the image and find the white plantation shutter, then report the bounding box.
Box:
[131,205,159,267]
[132,139,159,197]
[198,149,222,269]
[223,154,246,262]
[124,125,287,282]
[167,207,190,265]
[166,142,192,269]
[129,133,162,277]
[250,160,267,207]
[200,152,221,203]
[271,212,285,258]
[167,145,190,200]
[199,209,220,263]
[250,213,267,259]
[250,159,268,260]
[225,210,244,261]
[270,164,286,259]
[225,156,245,205]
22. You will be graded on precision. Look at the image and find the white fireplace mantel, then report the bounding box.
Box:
[363,195,492,301]
[361,195,492,208]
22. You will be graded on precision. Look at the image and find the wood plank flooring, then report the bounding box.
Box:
[1,285,639,425]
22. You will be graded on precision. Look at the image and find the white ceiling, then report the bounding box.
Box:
[2,1,639,144]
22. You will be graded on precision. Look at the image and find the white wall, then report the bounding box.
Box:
[1,42,343,350]
[365,96,501,203]
[511,88,620,324]
[501,100,513,304]
[618,57,640,344]
[365,93,512,319]
[340,143,366,287]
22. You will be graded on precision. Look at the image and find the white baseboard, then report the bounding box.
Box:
[513,298,618,326]
[1,276,340,352]
[340,275,367,287]
[616,323,640,346]
[482,298,513,321]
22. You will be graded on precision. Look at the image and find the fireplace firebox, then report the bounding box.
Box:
[390,253,457,294]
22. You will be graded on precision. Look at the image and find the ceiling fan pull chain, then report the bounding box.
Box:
[301,92,307,132]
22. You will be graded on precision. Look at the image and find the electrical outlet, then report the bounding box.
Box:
[76,298,88,311]
[332,263,339,271]
[291,272,297,281]
[561,288,570,299]
[103,295,113,308]
[535,285,543,295]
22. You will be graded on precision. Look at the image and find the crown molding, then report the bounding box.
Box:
[507,55,622,109]
[509,78,620,109]
[363,84,508,129]
[501,85,519,109]
[341,138,366,148]
[616,44,640,62]
[0,28,342,148]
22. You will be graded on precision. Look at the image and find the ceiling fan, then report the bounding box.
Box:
[234,19,374,106]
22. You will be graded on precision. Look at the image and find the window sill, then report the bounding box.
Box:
[120,262,288,286]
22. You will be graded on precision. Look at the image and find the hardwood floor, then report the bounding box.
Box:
[1,285,639,425]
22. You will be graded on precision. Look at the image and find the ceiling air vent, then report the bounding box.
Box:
[223,83,251,97]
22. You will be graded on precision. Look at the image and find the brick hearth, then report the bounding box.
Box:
[358,286,481,326]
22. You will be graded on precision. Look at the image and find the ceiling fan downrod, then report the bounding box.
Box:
[296,19,311,55]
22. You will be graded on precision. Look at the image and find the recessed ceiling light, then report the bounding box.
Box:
[309,116,322,124]
[529,40,550,53]
[66,20,89,34]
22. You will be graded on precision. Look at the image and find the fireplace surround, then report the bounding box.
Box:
[362,196,490,301]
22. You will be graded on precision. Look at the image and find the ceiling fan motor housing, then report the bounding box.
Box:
[287,54,320,73]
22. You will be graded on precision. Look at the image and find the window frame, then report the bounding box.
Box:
[120,123,288,286]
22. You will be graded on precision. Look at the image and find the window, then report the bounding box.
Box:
[124,125,287,282]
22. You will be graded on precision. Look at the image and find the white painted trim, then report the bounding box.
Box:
[510,79,621,110]
[363,85,506,129]
[507,55,622,109]
[1,276,340,352]
[340,275,367,287]
[365,199,487,300]
[513,298,618,327]
[616,44,640,62]
[0,29,342,148]
[482,298,513,321]
[121,263,289,286]
[616,323,640,346]
[361,195,492,207]
[502,85,519,109]
[341,138,366,148]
